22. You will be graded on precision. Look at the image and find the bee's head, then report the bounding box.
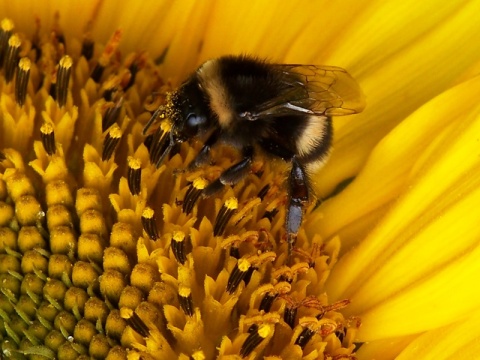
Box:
[170,77,211,142]
[144,75,211,168]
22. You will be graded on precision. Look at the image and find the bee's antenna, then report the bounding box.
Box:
[143,105,165,135]
[153,131,179,168]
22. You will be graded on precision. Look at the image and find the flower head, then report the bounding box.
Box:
[0,12,355,360]
[2,1,480,359]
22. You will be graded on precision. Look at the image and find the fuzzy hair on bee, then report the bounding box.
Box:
[144,55,365,256]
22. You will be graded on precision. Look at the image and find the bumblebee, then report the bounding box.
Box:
[144,55,365,253]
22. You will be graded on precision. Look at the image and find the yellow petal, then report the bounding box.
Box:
[315,0,480,195]
[396,310,480,360]
[318,75,480,341]
[356,334,419,360]
[308,74,480,248]
[356,241,480,340]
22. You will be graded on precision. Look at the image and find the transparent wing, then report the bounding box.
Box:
[243,64,365,120]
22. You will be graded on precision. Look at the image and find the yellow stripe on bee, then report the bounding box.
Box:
[197,59,233,127]
[295,115,328,158]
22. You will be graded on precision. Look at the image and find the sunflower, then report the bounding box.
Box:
[1,1,480,359]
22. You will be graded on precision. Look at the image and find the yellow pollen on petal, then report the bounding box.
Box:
[225,196,238,210]
[192,177,208,190]
[1,18,14,31]
[179,285,191,298]
[127,156,141,170]
[173,230,186,242]
[142,206,154,219]
[238,258,251,272]
[257,324,272,339]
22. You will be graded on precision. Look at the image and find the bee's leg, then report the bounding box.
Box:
[286,157,309,258]
[258,138,308,257]
[188,128,221,169]
[203,145,254,196]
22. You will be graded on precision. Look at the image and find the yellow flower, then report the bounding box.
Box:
[1,1,480,359]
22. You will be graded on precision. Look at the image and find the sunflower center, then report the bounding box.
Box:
[0,17,359,359]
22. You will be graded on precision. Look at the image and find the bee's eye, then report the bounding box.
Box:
[184,113,207,136]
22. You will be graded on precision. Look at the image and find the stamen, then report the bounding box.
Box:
[274,263,310,284]
[178,286,194,317]
[243,267,256,286]
[49,79,57,100]
[226,258,250,294]
[101,73,122,101]
[221,235,240,249]
[257,184,270,200]
[262,208,279,222]
[141,207,159,240]
[229,246,240,259]
[294,318,338,349]
[102,124,122,161]
[124,58,139,91]
[121,308,150,338]
[284,306,297,328]
[55,34,66,48]
[81,37,94,60]
[335,327,346,343]
[231,197,261,228]
[15,57,30,106]
[278,274,292,284]
[4,34,21,83]
[127,157,142,195]
[102,87,116,102]
[0,18,14,68]
[262,198,281,221]
[148,126,171,168]
[259,293,278,312]
[294,241,322,268]
[90,66,103,83]
[56,55,72,107]
[294,327,315,349]
[240,324,271,357]
[171,231,188,264]
[40,122,56,155]
[214,197,238,236]
[102,97,124,132]
[222,232,259,259]
[316,299,351,319]
[90,29,122,82]
[183,178,208,214]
